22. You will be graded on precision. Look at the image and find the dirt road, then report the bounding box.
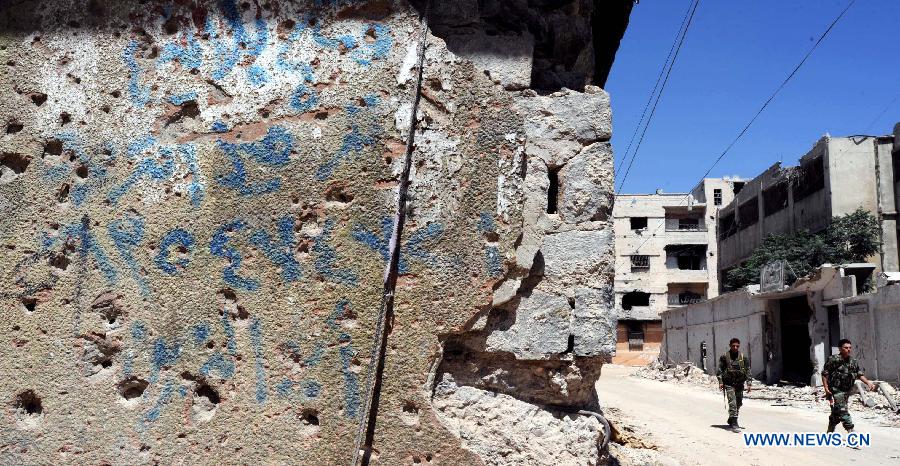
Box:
[598,364,900,466]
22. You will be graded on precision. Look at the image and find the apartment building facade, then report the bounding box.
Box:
[717,127,900,289]
[613,178,744,364]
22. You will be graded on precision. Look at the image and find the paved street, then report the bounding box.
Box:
[598,365,900,465]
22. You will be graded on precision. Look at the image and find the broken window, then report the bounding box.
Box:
[719,212,736,239]
[621,291,650,310]
[733,182,745,195]
[630,255,650,272]
[666,244,706,270]
[713,189,723,206]
[792,156,825,201]
[763,182,789,216]
[630,217,647,230]
[738,197,758,230]
[547,166,560,214]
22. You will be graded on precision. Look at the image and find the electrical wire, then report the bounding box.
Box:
[616,0,701,194]
[612,0,857,269]
[615,0,698,175]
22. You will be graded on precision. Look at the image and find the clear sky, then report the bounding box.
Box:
[607,0,900,194]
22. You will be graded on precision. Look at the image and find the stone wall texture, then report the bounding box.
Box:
[0,0,627,464]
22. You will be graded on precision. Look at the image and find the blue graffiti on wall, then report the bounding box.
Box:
[216,126,293,196]
[42,132,110,207]
[155,228,196,275]
[210,216,302,291]
[108,213,150,295]
[210,219,259,291]
[352,218,446,274]
[249,216,302,283]
[315,95,382,181]
[207,0,269,85]
[108,136,204,207]
[123,41,151,107]
[313,219,358,286]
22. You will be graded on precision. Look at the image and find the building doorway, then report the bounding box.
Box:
[779,296,813,384]
[827,305,840,356]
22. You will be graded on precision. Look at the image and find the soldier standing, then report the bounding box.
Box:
[717,338,751,432]
[821,339,876,433]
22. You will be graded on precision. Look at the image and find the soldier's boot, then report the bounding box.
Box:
[727,416,735,427]
[826,424,835,433]
[731,418,741,432]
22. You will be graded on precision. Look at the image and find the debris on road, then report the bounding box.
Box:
[634,360,900,427]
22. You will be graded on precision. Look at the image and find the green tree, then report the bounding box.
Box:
[725,208,880,290]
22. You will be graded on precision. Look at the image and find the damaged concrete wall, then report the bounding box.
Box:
[0,0,629,464]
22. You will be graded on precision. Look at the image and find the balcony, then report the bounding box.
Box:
[664,218,707,232]
[667,293,706,306]
[667,283,708,307]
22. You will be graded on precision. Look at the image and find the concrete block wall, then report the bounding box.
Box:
[0,1,627,464]
[661,291,767,379]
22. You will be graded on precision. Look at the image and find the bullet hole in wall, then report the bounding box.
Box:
[117,377,149,400]
[6,121,23,133]
[14,390,43,417]
[324,182,354,204]
[163,16,180,35]
[0,152,30,181]
[21,297,37,314]
[30,93,46,106]
[195,383,221,405]
[56,183,70,203]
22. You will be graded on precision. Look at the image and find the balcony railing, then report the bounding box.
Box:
[667,294,706,306]
[664,218,707,232]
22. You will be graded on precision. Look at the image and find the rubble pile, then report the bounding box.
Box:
[634,360,900,427]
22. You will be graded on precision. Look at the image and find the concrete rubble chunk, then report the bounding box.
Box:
[486,290,571,359]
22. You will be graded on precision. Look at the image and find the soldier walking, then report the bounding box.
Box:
[821,339,876,433]
[717,338,751,432]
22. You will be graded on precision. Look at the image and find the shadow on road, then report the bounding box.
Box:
[710,424,739,432]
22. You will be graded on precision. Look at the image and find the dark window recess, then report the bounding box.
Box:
[792,156,825,201]
[677,256,703,270]
[626,321,645,351]
[733,182,745,195]
[622,291,650,310]
[763,182,789,216]
[667,245,706,270]
[630,217,648,230]
[719,212,736,239]
[713,189,723,206]
[630,255,650,271]
[547,167,560,214]
[678,217,700,230]
[738,197,759,230]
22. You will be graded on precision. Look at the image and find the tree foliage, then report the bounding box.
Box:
[725,209,880,289]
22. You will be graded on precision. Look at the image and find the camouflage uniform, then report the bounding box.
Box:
[822,354,863,432]
[717,351,750,424]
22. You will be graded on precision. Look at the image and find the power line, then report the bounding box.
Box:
[864,85,900,133]
[688,0,858,189]
[617,0,701,194]
[612,0,858,270]
[615,0,698,176]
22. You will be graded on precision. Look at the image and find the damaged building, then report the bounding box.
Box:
[662,125,900,387]
[718,126,900,289]
[0,0,633,464]
[612,178,741,365]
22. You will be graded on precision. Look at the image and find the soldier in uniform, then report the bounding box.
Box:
[717,338,751,432]
[821,339,876,433]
